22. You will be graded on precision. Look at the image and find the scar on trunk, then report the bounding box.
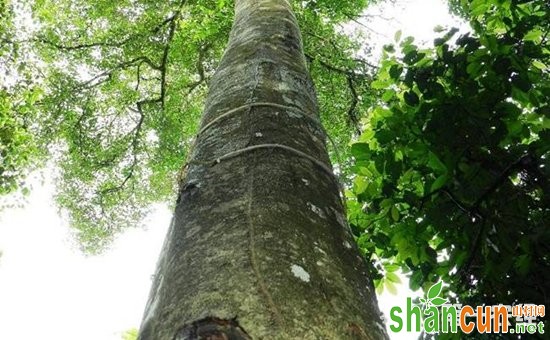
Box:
[175,317,252,340]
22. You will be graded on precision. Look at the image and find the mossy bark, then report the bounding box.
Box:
[138,0,388,339]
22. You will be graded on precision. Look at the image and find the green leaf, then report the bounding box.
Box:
[455,251,468,267]
[532,60,547,70]
[466,61,483,77]
[523,29,542,42]
[21,187,31,196]
[404,91,419,106]
[389,64,403,80]
[375,130,395,145]
[382,89,396,101]
[514,254,531,276]
[375,280,384,295]
[410,271,423,291]
[431,297,447,306]
[384,263,400,272]
[403,50,418,65]
[430,174,448,192]
[351,143,370,160]
[385,280,398,295]
[391,206,400,221]
[394,30,402,42]
[353,177,368,195]
[380,198,394,209]
[371,79,390,89]
[511,74,532,92]
[427,281,443,299]
[383,44,395,53]
[427,152,447,174]
[386,271,402,284]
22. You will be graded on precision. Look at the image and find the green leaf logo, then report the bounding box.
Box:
[427,281,443,299]
[423,281,447,308]
[431,297,447,306]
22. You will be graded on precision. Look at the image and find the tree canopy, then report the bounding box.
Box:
[2,0,374,252]
[2,0,549,332]
[348,0,549,317]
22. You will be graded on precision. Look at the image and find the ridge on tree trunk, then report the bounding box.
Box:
[138,0,388,339]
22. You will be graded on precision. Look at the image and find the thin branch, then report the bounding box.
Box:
[340,14,388,37]
[156,0,188,107]
[346,76,361,135]
[471,154,532,209]
[356,13,394,22]
[35,37,133,51]
[458,220,487,284]
[33,7,183,52]
[98,99,151,197]
[304,52,374,78]
[185,43,210,94]
[441,188,473,217]
[304,30,378,69]
[78,56,159,89]
[157,17,177,108]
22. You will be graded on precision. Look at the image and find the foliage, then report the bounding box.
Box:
[349,0,549,312]
[2,0,377,252]
[121,328,138,340]
[0,0,42,200]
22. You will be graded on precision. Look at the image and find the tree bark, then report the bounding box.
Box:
[138,0,387,339]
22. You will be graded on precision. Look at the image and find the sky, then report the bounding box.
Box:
[0,1,468,339]
[0,172,170,340]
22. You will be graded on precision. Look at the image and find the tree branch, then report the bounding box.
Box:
[185,43,210,94]
[472,154,532,209]
[346,76,361,135]
[304,52,374,78]
[33,5,185,52]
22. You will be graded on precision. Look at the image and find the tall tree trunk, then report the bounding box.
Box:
[138,0,387,339]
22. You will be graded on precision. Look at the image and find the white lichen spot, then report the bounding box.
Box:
[307,202,325,218]
[254,132,263,137]
[282,94,297,106]
[263,231,273,239]
[286,110,301,119]
[314,246,327,255]
[291,264,310,282]
[301,178,309,186]
[343,241,352,249]
[277,80,290,91]
[316,260,324,266]
[330,207,349,230]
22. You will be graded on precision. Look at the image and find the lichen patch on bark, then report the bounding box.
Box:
[290,264,311,282]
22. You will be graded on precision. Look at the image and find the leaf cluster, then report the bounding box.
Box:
[0,1,43,204]
[349,0,550,309]
[2,0,378,252]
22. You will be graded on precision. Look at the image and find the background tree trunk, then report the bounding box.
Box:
[138,0,387,339]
